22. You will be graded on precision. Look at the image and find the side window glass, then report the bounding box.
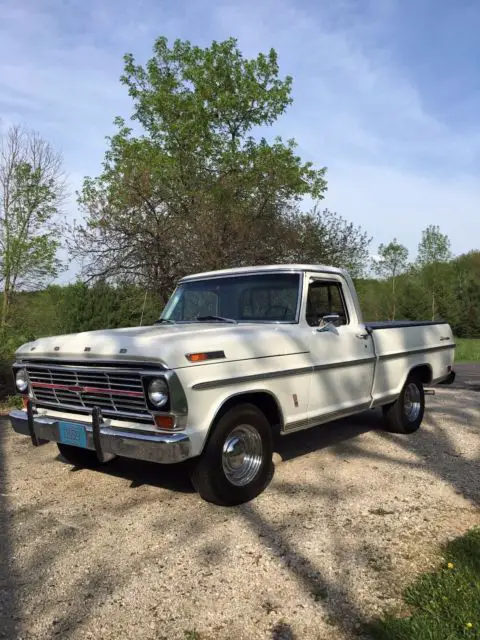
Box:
[329,285,347,319]
[306,282,348,327]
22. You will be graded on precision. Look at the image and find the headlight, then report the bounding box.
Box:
[15,368,28,393]
[148,378,169,408]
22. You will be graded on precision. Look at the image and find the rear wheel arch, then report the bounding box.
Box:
[407,363,433,385]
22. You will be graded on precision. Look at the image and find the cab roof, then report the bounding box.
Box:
[180,264,347,282]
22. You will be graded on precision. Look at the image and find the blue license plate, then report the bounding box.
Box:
[58,422,87,448]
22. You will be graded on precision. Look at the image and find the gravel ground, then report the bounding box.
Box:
[1,368,479,640]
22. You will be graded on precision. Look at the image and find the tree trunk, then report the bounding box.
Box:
[392,276,396,320]
[1,283,10,331]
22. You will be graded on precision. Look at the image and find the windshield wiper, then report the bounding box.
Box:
[153,318,176,325]
[196,315,238,324]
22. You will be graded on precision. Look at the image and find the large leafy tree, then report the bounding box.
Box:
[284,206,371,277]
[0,125,64,331]
[70,37,332,295]
[373,238,409,319]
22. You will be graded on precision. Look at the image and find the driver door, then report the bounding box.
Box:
[305,276,375,422]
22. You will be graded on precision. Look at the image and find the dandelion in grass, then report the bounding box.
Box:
[447,562,454,569]
[466,623,473,629]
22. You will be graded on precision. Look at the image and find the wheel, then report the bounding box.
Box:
[190,403,273,506]
[57,443,108,468]
[382,374,425,434]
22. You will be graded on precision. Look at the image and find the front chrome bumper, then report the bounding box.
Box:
[9,409,191,464]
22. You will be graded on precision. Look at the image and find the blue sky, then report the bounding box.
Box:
[1,0,479,281]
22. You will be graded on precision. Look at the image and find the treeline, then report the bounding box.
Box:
[358,250,480,337]
[0,282,157,360]
[1,247,478,357]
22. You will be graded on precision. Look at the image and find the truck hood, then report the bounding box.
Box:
[16,323,308,369]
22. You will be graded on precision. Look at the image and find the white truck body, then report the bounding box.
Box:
[9,264,456,503]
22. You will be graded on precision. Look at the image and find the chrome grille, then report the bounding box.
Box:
[23,362,154,422]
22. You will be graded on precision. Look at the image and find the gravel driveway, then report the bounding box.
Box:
[1,366,479,640]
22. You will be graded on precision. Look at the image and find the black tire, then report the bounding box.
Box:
[382,373,425,434]
[57,443,107,468]
[190,403,273,506]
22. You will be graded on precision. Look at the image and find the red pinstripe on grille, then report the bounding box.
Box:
[31,381,144,397]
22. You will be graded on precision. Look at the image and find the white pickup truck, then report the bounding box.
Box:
[9,264,456,505]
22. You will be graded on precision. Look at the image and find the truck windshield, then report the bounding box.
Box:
[159,273,301,323]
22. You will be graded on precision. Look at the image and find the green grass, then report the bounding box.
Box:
[0,394,22,414]
[368,527,480,640]
[455,338,480,362]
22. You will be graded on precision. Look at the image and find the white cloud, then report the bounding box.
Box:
[212,0,479,256]
[215,0,479,169]
[324,163,480,257]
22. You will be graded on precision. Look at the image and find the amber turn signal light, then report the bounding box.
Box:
[187,353,208,362]
[154,415,175,429]
[185,350,225,362]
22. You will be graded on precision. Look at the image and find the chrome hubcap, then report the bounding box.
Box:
[222,424,263,487]
[404,382,421,421]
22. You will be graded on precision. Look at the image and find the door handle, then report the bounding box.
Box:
[356,332,369,339]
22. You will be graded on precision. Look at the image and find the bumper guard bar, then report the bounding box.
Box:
[9,406,191,465]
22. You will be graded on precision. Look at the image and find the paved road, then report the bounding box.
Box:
[451,363,480,389]
[0,373,479,640]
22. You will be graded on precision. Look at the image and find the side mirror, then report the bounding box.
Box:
[316,314,341,332]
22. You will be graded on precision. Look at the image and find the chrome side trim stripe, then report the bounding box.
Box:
[192,357,376,391]
[378,343,456,361]
[283,402,372,433]
[313,357,375,372]
[192,366,312,390]
[192,343,454,392]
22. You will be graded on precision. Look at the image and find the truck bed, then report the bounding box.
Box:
[366,319,455,405]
